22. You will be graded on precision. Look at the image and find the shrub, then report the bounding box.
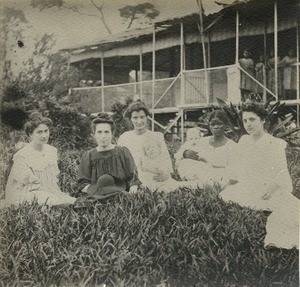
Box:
[111,97,133,139]
[43,100,93,150]
[286,146,300,198]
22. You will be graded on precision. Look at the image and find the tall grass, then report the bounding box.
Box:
[0,188,298,287]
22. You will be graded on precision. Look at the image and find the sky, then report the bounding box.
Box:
[3,0,234,75]
[4,0,235,50]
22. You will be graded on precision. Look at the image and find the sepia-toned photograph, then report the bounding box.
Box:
[0,0,299,286]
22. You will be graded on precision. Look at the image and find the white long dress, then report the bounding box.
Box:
[220,134,295,210]
[219,133,299,249]
[2,144,76,207]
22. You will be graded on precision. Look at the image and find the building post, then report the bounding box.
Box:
[296,19,299,126]
[235,10,240,102]
[101,51,105,112]
[180,21,185,143]
[197,0,209,104]
[67,52,70,72]
[139,45,143,101]
[180,109,184,144]
[274,1,278,100]
[180,22,185,106]
[263,22,267,102]
[235,10,239,66]
[152,25,156,131]
[207,32,211,68]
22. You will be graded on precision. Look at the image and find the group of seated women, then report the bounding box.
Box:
[1,101,299,250]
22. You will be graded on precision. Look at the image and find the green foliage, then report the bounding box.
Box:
[31,0,63,10]
[111,97,133,139]
[119,2,160,29]
[4,32,80,99]
[1,32,86,148]
[0,104,28,130]
[0,189,298,287]
[3,6,28,23]
[1,81,26,102]
[58,149,85,198]
[43,100,93,150]
[286,147,300,199]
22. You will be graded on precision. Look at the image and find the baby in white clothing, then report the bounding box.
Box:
[139,139,172,187]
[139,138,201,192]
[174,127,204,166]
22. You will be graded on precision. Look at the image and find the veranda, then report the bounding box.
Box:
[64,0,300,139]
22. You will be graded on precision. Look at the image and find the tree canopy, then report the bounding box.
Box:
[31,0,63,10]
[119,2,160,29]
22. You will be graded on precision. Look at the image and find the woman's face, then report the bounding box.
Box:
[131,110,147,132]
[209,118,226,136]
[30,124,50,146]
[93,123,113,148]
[242,111,265,136]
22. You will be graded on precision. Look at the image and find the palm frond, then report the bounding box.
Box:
[270,115,294,135]
[276,127,300,139]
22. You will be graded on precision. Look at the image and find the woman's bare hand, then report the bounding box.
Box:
[153,171,169,182]
[183,150,199,160]
[228,179,238,186]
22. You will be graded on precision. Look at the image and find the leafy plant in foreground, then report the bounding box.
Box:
[0,189,298,287]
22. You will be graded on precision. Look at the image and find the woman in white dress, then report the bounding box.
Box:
[2,112,76,207]
[179,110,236,187]
[220,103,299,249]
[118,101,173,186]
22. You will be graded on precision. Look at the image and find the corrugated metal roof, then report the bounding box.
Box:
[62,0,230,52]
[63,0,299,55]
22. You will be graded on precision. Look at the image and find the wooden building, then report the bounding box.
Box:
[64,0,300,136]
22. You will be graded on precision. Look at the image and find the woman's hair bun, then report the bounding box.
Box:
[28,111,43,121]
[97,112,111,120]
[91,113,115,133]
[124,100,150,118]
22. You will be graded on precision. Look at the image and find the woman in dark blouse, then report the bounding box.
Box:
[78,114,139,193]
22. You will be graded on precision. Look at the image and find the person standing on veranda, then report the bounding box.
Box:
[281,49,297,100]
